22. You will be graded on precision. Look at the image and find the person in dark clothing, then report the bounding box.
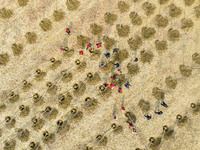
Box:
[161,101,168,108]
[125,82,131,89]
[114,63,120,68]
[144,114,152,120]
[155,110,163,115]
[104,53,110,58]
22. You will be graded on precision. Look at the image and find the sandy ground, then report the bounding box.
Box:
[0,0,200,150]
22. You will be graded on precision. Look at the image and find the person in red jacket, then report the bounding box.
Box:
[79,51,83,55]
[96,43,102,48]
[118,87,122,93]
[86,43,92,50]
[66,28,71,35]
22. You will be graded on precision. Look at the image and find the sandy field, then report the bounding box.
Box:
[0,0,200,150]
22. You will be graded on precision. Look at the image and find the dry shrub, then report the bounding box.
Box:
[77,61,87,72]
[102,36,115,50]
[53,9,65,21]
[42,108,58,120]
[140,50,154,63]
[167,28,180,41]
[63,47,74,57]
[32,117,44,131]
[77,35,90,48]
[155,40,168,52]
[118,1,130,13]
[4,140,16,150]
[39,18,52,31]
[71,111,83,121]
[17,129,30,142]
[33,95,44,106]
[19,106,30,117]
[164,127,174,140]
[179,64,192,77]
[169,4,182,18]
[141,27,156,39]
[25,32,37,44]
[129,12,142,26]
[50,60,62,70]
[47,85,58,95]
[159,0,169,4]
[90,23,103,36]
[98,136,108,146]
[0,104,6,113]
[66,0,80,11]
[150,137,161,149]
[0,8,13,19]
[104,12,117,25]
[73,81,86,97]
[98,86,112,98]
[62,72,73,83]
[11,43,23,56]
[193,5,200,18]
[34,72,47,81]
[142,2,156,16]
[6,118,16,129]
[113,125,123,134]
[86,72,101,85]
[126,112,137,123]
[84,98,98,111]
[177,116,188,127]
[101,61,114,73]
[22,82,32,92]
[192,53,200,64]
[43,133,55,144]
[59,92,72,109]
[116,24,130,37]
[113,49,129,62]
[90,49,101,60]
[154,15,169,28]
[17,0,29,7]
[152,87,164,100]
[57,121,70,134]
[138,99,150,113]
[132,0,141,2]
[184,0,195,6]
[0,53,9,66]
[181,18,194,29]
[192,102,200,115]
[165,76,178,89]
[9,94,20,103]
[112,74,126,86]
[127,63,140,76]
[128,36,143,50]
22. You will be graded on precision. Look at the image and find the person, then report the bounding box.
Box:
[161,101,168,108]
[117,69,122,74]
[132,128,137,134]
[99,63,105,68]
[111,75,116,80]
[134,58,138,62]
[113,114,117,119]
[144,114,152,120]
[118,87,122,93]
[110,84,115,89]
[155,110,163,115]
[79,51,83,55]
[66,28,71,35]
[121,106,125,111]
[96,43,102,48]
[113,48,119,53]
[86,43,92,50]
[104,53,110,58]
[103,83,108,87]
[125,82,131,89]
[114,63,120,68]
